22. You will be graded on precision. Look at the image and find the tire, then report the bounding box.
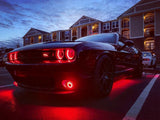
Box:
[93,55,114,97]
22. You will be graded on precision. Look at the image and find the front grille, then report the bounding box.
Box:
[18,50,43,64]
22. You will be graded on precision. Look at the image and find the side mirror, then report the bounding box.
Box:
[125,40,134,47]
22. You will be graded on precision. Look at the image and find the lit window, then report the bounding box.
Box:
[92,23,99,34]
[38,35,42,42]
[144,28,154,37]
[144,38,155,51]
[103,23,110,30]
[144,13,154,25]
[122,18,129,28]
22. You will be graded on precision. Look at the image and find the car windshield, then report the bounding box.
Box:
[142,52,152,57]
[76,33,117,44]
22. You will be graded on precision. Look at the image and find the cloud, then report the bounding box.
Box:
[0,0,141,45]
[0,22,11,28]
[0,0,15,12]
[0,37,23,48]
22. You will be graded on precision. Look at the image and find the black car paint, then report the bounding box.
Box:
[5,33,142,93]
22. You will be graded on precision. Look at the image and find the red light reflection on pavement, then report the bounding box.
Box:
[0,89,16,120]
[110,78,140,99]
[25,106,120,120]
[0,89,16,112]
[0,89,121,120]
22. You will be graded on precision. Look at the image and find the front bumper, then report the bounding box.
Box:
[6,62,94,93]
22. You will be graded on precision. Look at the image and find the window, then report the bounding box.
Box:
[30,37,34,44]
[103,23,110,30]
[144,13,154,25]
[65,31,70,40]
[52,32,56,41]
[112,21,118,29]
[72,28,77,36]
[38,35,42,42]
[144,39,155,51]
[122,18,129,28]
[92,23,99,34]
[144,27,154,37]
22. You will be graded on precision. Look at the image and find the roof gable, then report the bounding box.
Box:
[118,0,160,18]
[23,28,49,38]
[70,15,102,28]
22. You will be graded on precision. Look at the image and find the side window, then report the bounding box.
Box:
[131,47,139,54]
[118,41,129,52]
[118,41,125,47]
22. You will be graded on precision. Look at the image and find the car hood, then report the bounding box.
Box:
[11,41,83,52]
[10,41,116,52]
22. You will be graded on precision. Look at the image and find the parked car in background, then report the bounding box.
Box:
[5,33,143,97]
[142,51,156,68]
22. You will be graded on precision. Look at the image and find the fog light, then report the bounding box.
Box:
[67,81,73,88]
[62,80,74,89]
[13,81,18,87]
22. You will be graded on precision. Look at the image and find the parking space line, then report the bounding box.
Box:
[0,84,14,88]
[122,74,160,120]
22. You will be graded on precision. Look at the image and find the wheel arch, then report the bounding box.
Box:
[95,51,115,72]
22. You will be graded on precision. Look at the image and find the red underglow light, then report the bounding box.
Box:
[66,48,75,60]
[13,81,18,87]
[56,49,64,60]
[111,78,140,99]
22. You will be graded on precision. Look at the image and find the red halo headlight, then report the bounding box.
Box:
[65,48,75,60]
[56,49,64,60]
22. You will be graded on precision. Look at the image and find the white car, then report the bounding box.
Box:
[142,51,156,68]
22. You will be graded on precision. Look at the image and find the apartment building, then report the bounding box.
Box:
[102,20,119,33]
[23,0,160,60]
[23,28,50,46]
[70,16,102,41]
[118,0,160,59]
[51,30,71,42]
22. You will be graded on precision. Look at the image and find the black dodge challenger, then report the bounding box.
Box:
[5,33,143,97]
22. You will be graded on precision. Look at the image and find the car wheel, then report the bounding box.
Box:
[93,55,114,97]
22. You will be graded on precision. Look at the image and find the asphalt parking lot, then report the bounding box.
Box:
[0,67,160,120]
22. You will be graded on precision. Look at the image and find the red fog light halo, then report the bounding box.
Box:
[62,80,74,89]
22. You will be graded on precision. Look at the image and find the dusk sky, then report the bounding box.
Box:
[0,0,140,48]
